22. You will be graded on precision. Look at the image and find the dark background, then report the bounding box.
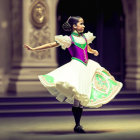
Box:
[56,0,125,83]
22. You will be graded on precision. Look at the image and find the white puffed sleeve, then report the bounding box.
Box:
[55,35,72,50]
[84,31,96,44]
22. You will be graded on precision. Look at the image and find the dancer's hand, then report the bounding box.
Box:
[24,44,35,51]
[93,50,99,56]
[90,49,99,56]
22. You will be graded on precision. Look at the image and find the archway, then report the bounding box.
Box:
[56,0,125,83]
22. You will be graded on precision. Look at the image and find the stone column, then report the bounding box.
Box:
[122,0,140,90]
[136,0,140,89]
[8,0,59,94]
[0,32,3,93]
[0,0,12,94]
[0,70,2,93]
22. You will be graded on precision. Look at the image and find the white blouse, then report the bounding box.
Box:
[55,31,96,50]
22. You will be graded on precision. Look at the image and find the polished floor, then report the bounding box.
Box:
[0,114,140,140]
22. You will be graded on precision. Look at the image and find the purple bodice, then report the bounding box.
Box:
[68,35,88,65]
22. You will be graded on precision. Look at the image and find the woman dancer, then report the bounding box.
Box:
[24,16,123,133]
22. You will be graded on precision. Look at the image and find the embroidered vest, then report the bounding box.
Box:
[68,34,88,65]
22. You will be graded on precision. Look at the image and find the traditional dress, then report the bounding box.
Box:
[38,31,123,108]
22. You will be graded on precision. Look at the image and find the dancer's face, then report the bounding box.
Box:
[74,18,85,33]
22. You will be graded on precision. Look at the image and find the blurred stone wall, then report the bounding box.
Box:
[0,0,59,95]
[0,0,12,94]
[1,0,140,96]
[122,0,140,90]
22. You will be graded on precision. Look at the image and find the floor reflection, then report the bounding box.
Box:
[19,129,119,135]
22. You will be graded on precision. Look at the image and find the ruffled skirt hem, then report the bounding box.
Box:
[38,67,123,108]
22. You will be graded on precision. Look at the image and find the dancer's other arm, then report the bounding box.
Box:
[24,42,59,51]
[87,45,99,56]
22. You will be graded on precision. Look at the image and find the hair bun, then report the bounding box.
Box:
[62,22,72,32]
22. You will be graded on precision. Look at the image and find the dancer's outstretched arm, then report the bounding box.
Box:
[24,42,59,51]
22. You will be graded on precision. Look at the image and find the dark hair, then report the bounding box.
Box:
[62,16,82,32]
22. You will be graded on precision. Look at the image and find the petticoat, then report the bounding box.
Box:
[38,59,123,108]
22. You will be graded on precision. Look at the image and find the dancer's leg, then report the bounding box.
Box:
[72,99,85,133]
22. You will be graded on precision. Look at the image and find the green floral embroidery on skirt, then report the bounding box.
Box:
[90,70,118,102]
[43,75,54,84]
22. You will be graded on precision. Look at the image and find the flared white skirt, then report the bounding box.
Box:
[38,59,123,108]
